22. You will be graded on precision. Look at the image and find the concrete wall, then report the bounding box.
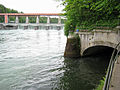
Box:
[77,29,120,56]
[0,24,4,30]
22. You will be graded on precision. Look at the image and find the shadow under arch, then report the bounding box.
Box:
[83,45,116,57]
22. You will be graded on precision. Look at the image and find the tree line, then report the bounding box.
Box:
[60,0,120,36]
[0,4,18,22]
[0,4,66,23]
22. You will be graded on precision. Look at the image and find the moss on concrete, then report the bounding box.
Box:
[64,34,81,58]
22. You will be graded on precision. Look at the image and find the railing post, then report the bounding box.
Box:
[47,16,50,24]
[16,16,19,24]
[26,16,29,24]
[58,16,61,24]
[36,16,39,24]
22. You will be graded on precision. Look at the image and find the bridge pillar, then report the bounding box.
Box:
[5,15,8,24]
[47,17,50,24]
[15,16,19,24]
[36,16,39,24]
[58,16,61,24]
[26,16,29,24]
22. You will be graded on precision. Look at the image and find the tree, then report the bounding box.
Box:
[61,0,120,36]
[0,4,19,23]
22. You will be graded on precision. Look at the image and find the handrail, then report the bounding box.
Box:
[103,42,120,90]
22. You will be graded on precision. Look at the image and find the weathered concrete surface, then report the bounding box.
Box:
[0,23,64,30]
[0,24,4,30]
[77,29,120,56]
[64,34,80,58]
[0,24,18,30]
[109,56,120,90]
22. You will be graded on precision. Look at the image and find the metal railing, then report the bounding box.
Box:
[103,42,120,90]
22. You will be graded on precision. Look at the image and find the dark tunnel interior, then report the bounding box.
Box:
[83,46,117,57]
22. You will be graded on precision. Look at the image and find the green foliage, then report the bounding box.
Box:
[29,17,36,23]
[0,4,18,23]
[61,0,120,36]
[50,18,58,23]
[95,78,105,90]
[64,20,70,36]
[64,20,75,36]
[61,18,66,24]
[19,17,26,23]
[0,16,4,23]
[0,4,66,24]
[8,16,16,22]
[0,4,18,13]
[0,4,6,13]
[39,17,47,23]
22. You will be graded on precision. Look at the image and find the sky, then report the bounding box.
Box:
[0,0,64,13]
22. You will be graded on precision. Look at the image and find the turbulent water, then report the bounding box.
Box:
[0,29,110,90]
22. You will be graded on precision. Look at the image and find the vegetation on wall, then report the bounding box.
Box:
[61,0,120,36]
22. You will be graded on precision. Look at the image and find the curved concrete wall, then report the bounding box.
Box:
[77,29,120,56]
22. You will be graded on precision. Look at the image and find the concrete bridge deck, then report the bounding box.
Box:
[109,56,120,90]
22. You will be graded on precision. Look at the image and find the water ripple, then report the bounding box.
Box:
[0,30,109,90]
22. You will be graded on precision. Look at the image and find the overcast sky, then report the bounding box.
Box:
[0,0,64,13]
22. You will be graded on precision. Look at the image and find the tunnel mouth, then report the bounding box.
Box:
[82,46,116,57]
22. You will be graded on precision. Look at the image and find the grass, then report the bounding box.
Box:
[95,78,105,90]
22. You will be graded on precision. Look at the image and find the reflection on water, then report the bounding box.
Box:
[0,29,110,90]
[51,56,110,90]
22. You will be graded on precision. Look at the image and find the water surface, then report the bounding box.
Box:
[0,29,110,90]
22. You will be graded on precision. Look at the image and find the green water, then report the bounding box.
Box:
[0,29,110,90]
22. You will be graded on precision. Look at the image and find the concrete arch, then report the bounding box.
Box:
[82,41,117,56]
[90,41,117,49]
[78,29,120,56]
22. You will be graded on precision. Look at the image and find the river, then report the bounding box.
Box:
[0,29,110,90]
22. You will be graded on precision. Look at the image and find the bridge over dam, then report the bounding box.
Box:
[0,13,65,30]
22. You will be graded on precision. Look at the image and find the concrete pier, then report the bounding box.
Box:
[16,16,19,24]
[26,16,29,24]
[36,16,39,24]
[58,16,61,24]
[5,15,8,24]
[47,17,50,24]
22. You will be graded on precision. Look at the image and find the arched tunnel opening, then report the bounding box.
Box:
[83,45,117,57]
